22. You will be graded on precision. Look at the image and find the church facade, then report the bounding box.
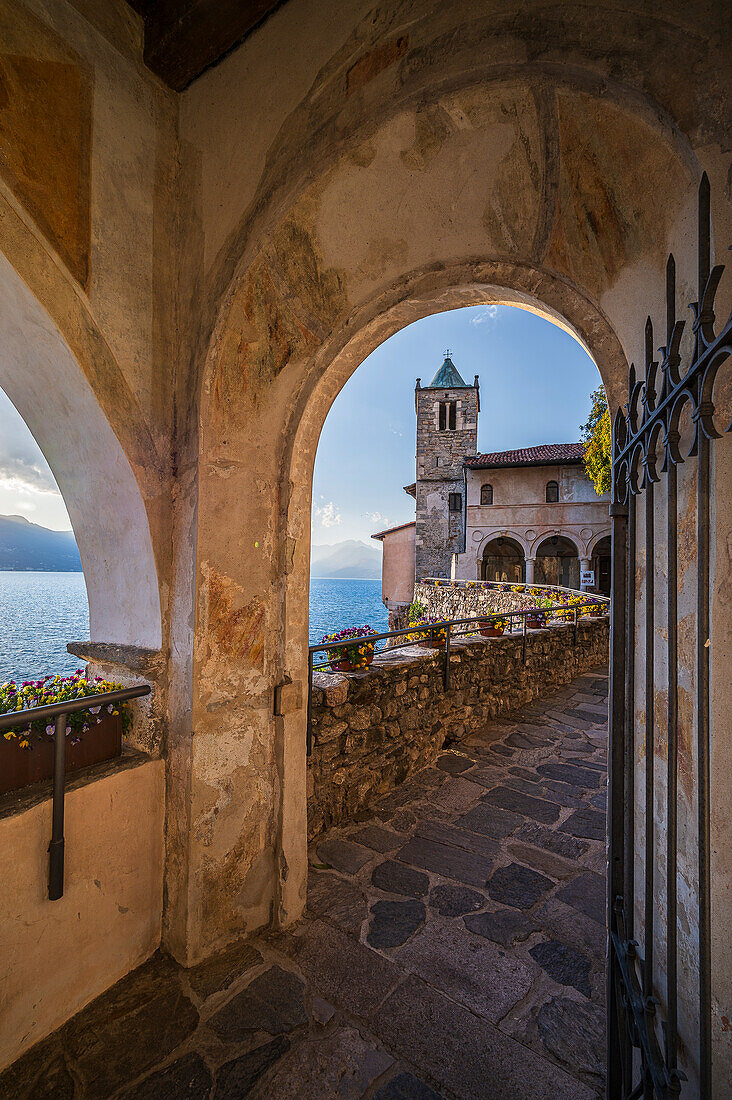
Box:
[373,356,611,610]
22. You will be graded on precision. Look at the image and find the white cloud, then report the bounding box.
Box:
[470,304,499,325]
[314,500,342,528]
[0,390,62,497]
[364,511,388,526]
[389,426,403,437]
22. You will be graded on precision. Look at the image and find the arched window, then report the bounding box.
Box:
[480,483,493,505]
[546,480,559,503]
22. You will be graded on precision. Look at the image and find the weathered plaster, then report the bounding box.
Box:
[0,756,164,1071]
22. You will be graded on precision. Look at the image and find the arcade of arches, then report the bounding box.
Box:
[0,0,730,1093]
[482,535,613,596]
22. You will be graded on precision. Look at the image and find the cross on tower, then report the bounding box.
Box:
[444,348,452,358]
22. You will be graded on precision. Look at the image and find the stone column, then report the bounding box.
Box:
[580,557,591,590]
[525,557,535,584]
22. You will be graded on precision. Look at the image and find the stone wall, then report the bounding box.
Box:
[413,582,546,620]
[389,581,549,631]
[307,616,608,839]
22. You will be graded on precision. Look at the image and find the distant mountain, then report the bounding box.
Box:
[311,539,381,579]
[0,515,82,571]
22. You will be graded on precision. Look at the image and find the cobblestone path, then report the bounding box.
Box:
[0,667,608,1099]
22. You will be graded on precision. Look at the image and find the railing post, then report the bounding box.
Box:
[444,621,451,691]
[48,711,67,901]
[573,607,578,646]
[306,648,314,758]
[522,613,527,664]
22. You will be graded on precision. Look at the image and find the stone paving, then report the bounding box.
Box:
[0,667,608,1099]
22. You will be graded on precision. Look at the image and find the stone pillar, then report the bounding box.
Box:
[525,557,535,584]
[580,558,591,590]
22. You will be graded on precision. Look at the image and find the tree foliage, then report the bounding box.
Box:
[581,387,611,495]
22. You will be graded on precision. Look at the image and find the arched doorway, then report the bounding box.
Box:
[481,536,525,583]
[534,535,580,589]
[591,536,611,597]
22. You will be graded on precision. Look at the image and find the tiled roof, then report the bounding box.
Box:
[371,521,416,540]
[403,482,416,497]
[465,442,586,469]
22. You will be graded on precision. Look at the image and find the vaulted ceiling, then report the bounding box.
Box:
[126,0,287,91]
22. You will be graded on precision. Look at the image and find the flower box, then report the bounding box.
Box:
[526,614,547,629]
[322,626,377,672]
[0,711,122,797]
[328,645,375,672]
[479,624,504,638]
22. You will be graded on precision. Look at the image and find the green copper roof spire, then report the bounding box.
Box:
[426,351,468,388]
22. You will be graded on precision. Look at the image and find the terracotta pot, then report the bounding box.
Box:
[0,711,122,797]
[526,615,546,629]
[479,624,504,637]
[329,645,375,672]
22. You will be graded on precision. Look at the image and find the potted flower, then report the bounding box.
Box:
[0,672,131,797]
[323,626,377,672]
[479,615,508,638]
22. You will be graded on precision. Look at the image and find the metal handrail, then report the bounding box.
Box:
[307,599,607,755]
[1,683,151,900]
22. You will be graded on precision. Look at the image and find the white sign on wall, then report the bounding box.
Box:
[580,570,595,586]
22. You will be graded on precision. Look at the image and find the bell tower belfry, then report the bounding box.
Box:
[414,353,479,580]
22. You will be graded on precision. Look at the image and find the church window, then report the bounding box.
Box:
[439,401,457,430]
[480,483,493,505]
[546,480,559,503]
[448,492,462,512]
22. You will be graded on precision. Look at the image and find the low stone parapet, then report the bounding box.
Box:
[307,616,608,838]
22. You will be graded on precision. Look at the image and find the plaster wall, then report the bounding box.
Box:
[375,523,415,609]
[0,757,165,1071]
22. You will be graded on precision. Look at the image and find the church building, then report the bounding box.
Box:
[373,354,611,611]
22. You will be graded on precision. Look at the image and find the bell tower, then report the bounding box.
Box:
[414,352,479,580]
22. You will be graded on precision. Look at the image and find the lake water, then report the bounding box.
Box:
[0,572,387,683]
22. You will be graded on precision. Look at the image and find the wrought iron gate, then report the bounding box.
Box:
[607,176,731,1097]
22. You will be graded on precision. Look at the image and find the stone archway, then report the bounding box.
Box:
[193,267,628,961]
[0,251,162,648]
[534,535,581,589]
[188,62,713,966]
[480,536,526,583]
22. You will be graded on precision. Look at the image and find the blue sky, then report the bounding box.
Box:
[0,304,601,536]
[312,304,601,544]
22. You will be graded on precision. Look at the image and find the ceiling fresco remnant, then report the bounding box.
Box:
[0,4,92,285]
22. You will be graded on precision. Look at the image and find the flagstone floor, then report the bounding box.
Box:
[1,667,609,1100]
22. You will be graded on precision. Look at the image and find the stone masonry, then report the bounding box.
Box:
[308,617,608,839]
[414,376,478,580]
[387,582,549,632]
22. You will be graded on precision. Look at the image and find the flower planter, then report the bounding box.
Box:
[479,624,504,638]
[0,711,122,797]
[526,616,546,629]
[328,646,375,672]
